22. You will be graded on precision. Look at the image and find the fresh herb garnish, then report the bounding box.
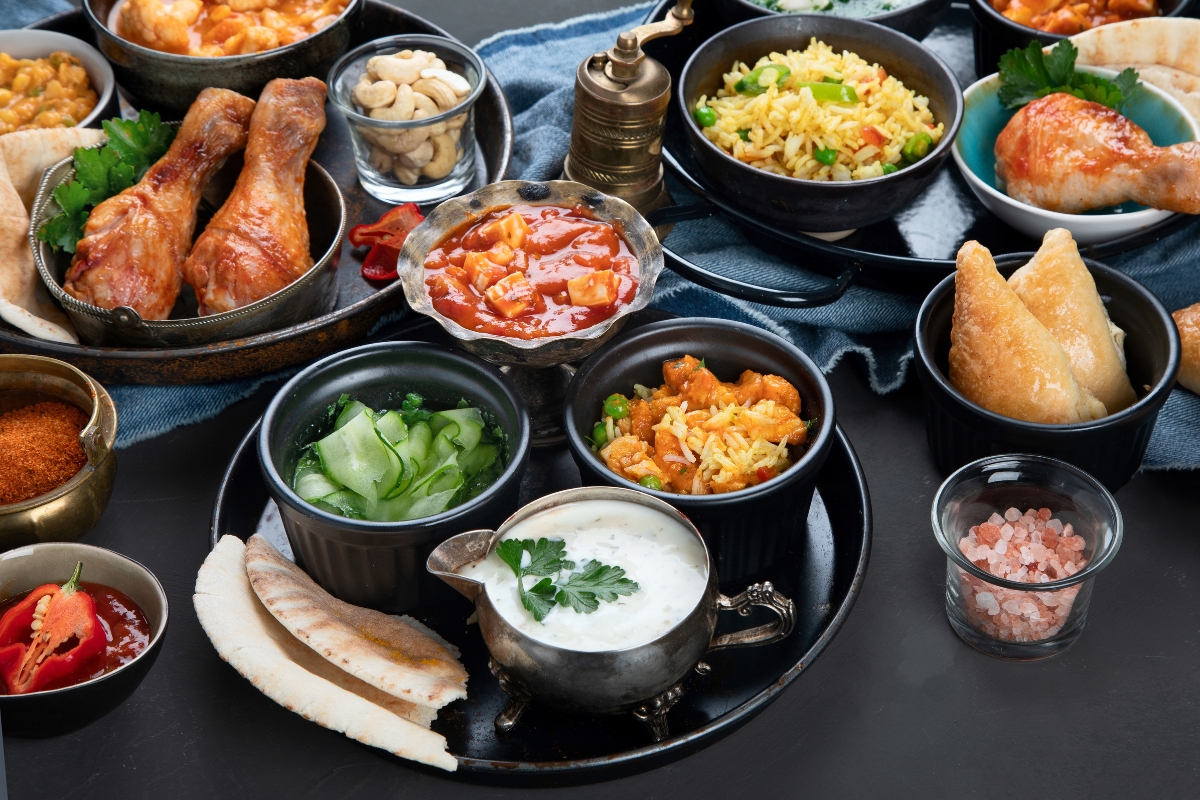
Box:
[37,111,175,253]
[496,538,639,623]
[998,40,1139,112]
[400,392,433,426]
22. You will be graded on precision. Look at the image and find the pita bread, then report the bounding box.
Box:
[1174,302,1200,395]
[0,128,106,213]
[245,534,468,710]
[1070,19,1200,124]
[195,536,457,771]
[0,154,77,343]
[1009,229,1138,413]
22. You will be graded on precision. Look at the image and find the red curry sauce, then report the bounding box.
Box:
[423,204,639,339]
[0,581,150,694]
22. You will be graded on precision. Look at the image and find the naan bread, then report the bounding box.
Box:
[949,241,1108,424]
[245,534,468,710]
[1070,19,1200,124]
[0,155,77,343]
[1173,302,1200,394]
[0,128,106,213]
[1009,229,1138,413]
[195,536,457,771]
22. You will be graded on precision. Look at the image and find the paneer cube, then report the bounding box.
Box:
[486,242,515,266]
[485,272,541,319]
[463,252,508,293]
[479,212,532,249]
[566,269,620,308]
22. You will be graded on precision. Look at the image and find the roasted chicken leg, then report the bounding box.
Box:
[63,88,256,319]
[183,77,327,315]
[995,92,1200,214]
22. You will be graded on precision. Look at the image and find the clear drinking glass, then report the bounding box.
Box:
[931,454,1123,660]
[328,34,486,204]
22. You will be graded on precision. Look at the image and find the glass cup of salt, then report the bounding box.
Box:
[931,453,1123,660]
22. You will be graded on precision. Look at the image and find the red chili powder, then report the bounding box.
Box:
[0,401,90,505]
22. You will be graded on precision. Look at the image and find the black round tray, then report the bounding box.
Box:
[642,0,1200,300]
[209,312,872,784]
[5,1,512,385]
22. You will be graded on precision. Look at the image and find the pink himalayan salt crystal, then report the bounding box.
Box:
[955,507,1087,643]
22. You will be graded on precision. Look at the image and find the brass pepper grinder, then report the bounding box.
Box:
[562,0,694,222]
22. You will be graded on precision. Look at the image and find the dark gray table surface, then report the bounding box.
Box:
[7,1,1200,797]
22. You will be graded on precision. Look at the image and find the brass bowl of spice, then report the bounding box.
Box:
[0,355,117,552]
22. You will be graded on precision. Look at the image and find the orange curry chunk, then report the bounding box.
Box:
[485,272,541,319]
[464,252,509,293]
[479,211,532,249]
[566,269,620,308]
[487,242,515,266]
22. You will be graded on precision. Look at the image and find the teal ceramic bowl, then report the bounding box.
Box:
[951,67,1200,246]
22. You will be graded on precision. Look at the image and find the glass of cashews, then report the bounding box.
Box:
[328,35,486,203]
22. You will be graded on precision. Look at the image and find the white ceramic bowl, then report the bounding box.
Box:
[952,67,1200,246]
[0,29,115,130]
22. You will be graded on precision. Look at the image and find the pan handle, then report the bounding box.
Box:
[649,204,856,308]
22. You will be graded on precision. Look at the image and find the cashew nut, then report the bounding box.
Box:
[420,67,471,97]
[429,57,446,71]
[374,53,429,86]
[367,145,393,173]
[369,83,416,122]
[413,77,458,112]
[421,134,458,180]
[393,163,420,185]
[396,138,435,168]
[447,126,461,144]
[447,112,467,131]
[353,78,397,110]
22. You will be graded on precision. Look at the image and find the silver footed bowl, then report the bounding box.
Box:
[427,486,796,741]
[398,180,665,369]
[30,150,346,348]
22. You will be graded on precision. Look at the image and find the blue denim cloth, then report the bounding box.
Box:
[7,2,1199,467]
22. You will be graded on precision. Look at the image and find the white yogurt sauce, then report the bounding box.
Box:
[459,500,709,652]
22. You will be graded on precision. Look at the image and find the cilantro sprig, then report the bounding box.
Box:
[998,40,1139,112]
[496,538,639,623]
[37,111,175,254]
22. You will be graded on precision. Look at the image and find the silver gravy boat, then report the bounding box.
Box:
[427,486,796,741]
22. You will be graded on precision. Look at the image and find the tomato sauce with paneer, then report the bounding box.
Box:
[423,204,639,339]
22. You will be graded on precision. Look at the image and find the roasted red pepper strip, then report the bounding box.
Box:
[348,204,425,249]
[0,562,106,694]
[361,242,402,281]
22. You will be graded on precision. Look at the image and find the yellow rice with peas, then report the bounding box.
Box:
[694,38,943,182]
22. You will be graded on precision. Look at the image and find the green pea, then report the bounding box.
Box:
[592,422,607,446]
[902,131,933,163]
[882,163,899,175]
[694,105,717,128]
[603,393,630,420]
[737,128,751,141]
[814,147,837,166]
[639,475,663,491]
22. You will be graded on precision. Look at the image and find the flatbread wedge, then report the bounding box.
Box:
[195,535,457,771]
[1009,228,1138,413]
[245,534,468,710]
[1174,302,1200,395]
[949,241,1108,424]
[0,127,106,212]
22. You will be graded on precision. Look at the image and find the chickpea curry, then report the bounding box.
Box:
[992,0,1157,34]
[0,52,97,134]
[112,0,350,57]
[423,204,639,339]
[592,356,814,496]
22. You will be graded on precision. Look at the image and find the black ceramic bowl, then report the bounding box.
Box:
[915,253,1180,492]
[564,318,836,584]
[258,341,530,612]
[713,0,952,41]
[679,15,963,233]
[0,542,168,737]
[83,0,363,116]
[968,0,1198,77]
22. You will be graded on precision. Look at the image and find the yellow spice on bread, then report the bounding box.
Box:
[1008,228,1138,413]
[949,240,1108,424]
[1174,302,1200,394]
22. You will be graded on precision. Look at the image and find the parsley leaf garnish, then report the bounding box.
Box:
[36,110,174,253]
[496,538,637,623]
[998,40,1139,112]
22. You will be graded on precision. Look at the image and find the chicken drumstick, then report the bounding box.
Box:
[64,88,256,320]
[183,77,327,315]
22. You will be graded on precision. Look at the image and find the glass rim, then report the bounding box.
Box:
[327,34,487,129]
[931,453,1124,592]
